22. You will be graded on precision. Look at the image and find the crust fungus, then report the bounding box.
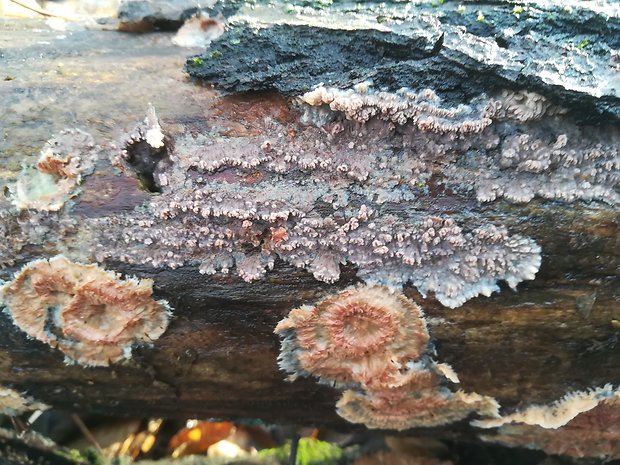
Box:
[275,286,499,430]
[0,386,48,416]
[493,90,567,122]
[299,85,495,134]
[10,129,98,211]
[473,384,620,429]
[0,255,172,366]
[475,385,620,459]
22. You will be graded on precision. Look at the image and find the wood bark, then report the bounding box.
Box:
[0,1,618,453]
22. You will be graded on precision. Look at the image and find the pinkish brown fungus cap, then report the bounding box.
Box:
[0,255,172,366]
[337,386,500,431]
[274,285,429,389]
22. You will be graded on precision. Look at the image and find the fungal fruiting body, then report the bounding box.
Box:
[0,386,48,416]
[0,255,172,366]
[275,286,499,429]
[298,85,495,134]
[337,387,499,430]
[101,104,542,309]
[298,84,619,205]
[11,129,98,211]
[275,285,429,389]
[475,385,620,459]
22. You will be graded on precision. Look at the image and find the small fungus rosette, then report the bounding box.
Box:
[274,285,429,389]
[0,255,172,366]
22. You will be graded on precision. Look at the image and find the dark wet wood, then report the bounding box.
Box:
[1,159,618,432]
[0,13,618,444]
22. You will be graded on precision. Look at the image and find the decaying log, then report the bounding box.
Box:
[0,0,619,459]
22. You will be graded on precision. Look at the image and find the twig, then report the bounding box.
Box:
[289,433,300,465]
[9,0,76,21]
[70,414,103,453]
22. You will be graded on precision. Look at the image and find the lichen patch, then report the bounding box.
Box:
[0,255,172,366]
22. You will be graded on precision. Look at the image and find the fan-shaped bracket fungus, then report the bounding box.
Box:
[275,285,499,430]
[0,255,172,367]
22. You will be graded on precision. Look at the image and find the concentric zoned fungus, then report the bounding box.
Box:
[0,255,172,366]
[475,385,620,459]
[11,129,98,211]
[275,286,499,429]
[275,285,429,389]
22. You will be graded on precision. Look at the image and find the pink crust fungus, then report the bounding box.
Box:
[475,385,620,459]
[92,103,545,308]
[0,255,172,366]
[275,285,499,430]
[10,129,98,211]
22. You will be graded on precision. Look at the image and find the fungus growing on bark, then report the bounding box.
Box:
[10,129,98,211]
[493,90,567,122]
[476,385,620,459]
[88,98,544,307]
[473,384,619,429]
[337,387,499,431]
[274,285,429,389]
[471,129,619,204]
[0,255,172,366]
[275,286,500,429]
[0,386,48,416]
[299,85,495,134]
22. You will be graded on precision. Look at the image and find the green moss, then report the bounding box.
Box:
[513,5,523,17]
[210,50,223,60]
[258,438,343,465]
[189,57,204,66]
[577,39,590,49]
